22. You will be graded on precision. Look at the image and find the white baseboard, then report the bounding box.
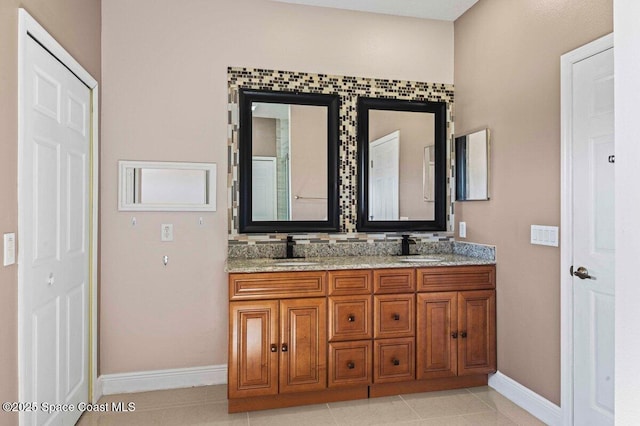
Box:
[489,371,562,426]
[99,364,227,396]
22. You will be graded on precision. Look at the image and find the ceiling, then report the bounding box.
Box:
[270,0,479,21]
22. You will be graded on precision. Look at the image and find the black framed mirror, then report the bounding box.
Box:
[357,97,447,232]
[239,89,340,233]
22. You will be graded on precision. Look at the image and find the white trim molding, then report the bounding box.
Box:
[100,365,228,396]
[560,32,614,426]
[489,372,561,426]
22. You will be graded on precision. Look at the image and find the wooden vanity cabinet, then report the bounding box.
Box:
[228,272,334,412]
[416,266,496,381]
[228,297,327,398]
[228,265,496,412]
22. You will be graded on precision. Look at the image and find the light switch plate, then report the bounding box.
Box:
[4,233,16,266]
[531,225,559,247]
[459,222,467,238]
[161,224,173,242]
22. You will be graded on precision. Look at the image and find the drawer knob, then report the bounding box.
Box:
[270,344,278,352]
[451,332,458,339]
[393,314,400,321]
[347,315,355,322]
[392,358,400,366]
[281,343,288,352]
[347,362,355,369]
[461,331,467,338]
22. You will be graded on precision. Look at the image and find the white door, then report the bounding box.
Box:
[252,156,277,221]
[572,46,615,425]
[20,36,90,426]
[369,131,399,220]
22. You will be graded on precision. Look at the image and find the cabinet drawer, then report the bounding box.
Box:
[328,270,372,295]
[373,268,416,293]
[329,295,372,341]
[417,266,495,292]
[328,341,372,387]
[373,338,415,383]
[229,271,326,300]
[374,294,415,339]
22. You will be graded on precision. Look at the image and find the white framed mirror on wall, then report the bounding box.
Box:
[118,160,217,211]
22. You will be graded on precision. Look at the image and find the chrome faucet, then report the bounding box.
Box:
[401,235,416,256]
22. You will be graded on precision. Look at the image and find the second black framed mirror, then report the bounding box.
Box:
[357,97,447,232]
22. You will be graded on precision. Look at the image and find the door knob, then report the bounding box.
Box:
[570,265,594,280]
[393,314,400,321]
[347,362,355,369]
[270,344,278,353]
[281,343,288,352]
[347,315,355,322]
[392,359,400,366]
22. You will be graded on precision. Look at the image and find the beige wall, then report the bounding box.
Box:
[0,1,100,425]
[252,117,277,157]
[101,0,453,373]
[454,0,612,404]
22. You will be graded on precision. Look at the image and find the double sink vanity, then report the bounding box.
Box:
[226,249,496,413]
[225,67,495,413]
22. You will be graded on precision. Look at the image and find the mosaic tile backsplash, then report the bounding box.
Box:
[227,67,455,247]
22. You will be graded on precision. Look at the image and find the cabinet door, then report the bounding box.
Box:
[279,298,327,393]
[416,292,457,380]
[457,290,496,376]
[228,301,279,398]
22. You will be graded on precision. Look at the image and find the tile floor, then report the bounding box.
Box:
[76,385,545,425]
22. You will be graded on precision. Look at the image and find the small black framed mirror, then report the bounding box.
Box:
[238,89,340,233]
[357,97,447,232]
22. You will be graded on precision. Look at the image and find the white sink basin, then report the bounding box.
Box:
[399,257,441,263]
[273,261,319,266]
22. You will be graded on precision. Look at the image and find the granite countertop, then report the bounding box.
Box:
[226,253,495,274]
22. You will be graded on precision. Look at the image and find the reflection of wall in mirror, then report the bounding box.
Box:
[467,130,488,199]
[252,117,277,156]
[290,105,328,220]
[369,110,435,220]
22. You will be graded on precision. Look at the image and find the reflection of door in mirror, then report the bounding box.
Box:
[369,110,435,221]
[369,131,399,220]
[252,157,277,221]
[251,102,328,221]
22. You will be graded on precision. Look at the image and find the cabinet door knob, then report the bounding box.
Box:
[347,362,355,369]
[460,331,467,338]
[281,343,288,352]
[347,315,355,322]
[451,332,458,339]
[392,358,400,366]
[270,344,278,352]
[393,314,400,321]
